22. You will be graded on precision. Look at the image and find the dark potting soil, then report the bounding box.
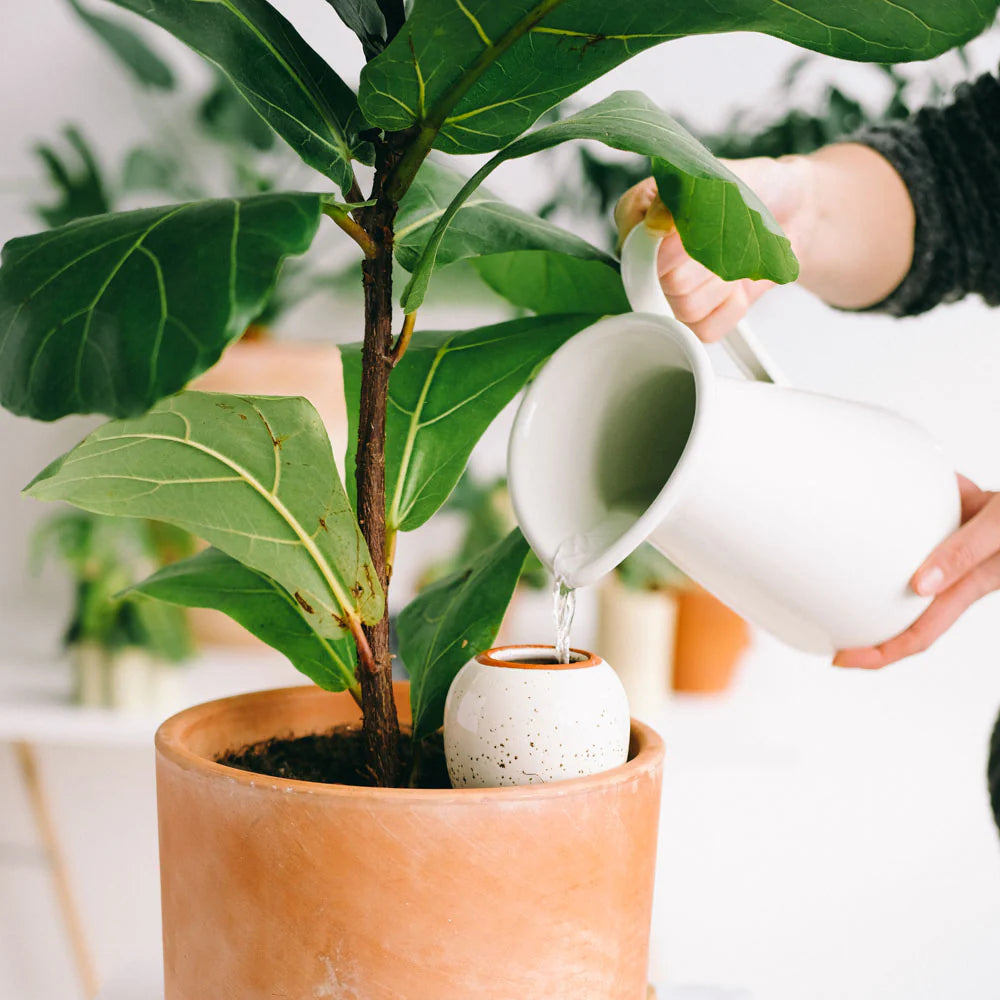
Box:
[218,726,452,789]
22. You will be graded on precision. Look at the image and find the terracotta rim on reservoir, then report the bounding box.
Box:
[475,644,600,670]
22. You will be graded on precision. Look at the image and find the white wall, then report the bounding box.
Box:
[2,2,1000,997]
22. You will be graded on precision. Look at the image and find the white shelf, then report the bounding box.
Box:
[0,646,305,747]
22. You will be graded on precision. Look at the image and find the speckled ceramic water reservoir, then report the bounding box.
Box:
[444,644,631,787]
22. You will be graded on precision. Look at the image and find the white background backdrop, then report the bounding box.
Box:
[2,2,1000,997]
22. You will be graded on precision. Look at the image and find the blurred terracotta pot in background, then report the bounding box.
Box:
[672,586,750,694]
[156,682,664,1000]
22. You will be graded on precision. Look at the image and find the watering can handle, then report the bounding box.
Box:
[620,224,789,386]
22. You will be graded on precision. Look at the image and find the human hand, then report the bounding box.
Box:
[834,475,1000,668]
[613,155,817,341]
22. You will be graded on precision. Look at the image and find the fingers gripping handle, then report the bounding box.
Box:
[620,224,788,386]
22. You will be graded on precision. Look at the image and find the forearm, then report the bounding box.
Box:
[837,69,1000,317]
[795,143,916,310]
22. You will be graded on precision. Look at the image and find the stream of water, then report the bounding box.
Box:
[550,507,643,663]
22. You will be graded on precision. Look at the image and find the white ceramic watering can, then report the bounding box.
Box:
[507,224,962,655]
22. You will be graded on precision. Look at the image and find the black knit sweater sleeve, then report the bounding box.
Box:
[852,68,1000,317]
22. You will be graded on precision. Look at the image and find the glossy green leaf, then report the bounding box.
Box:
[400,529,530,740]
[0,193,321,421]
[342,313,595,532]
[199,72,276,151]
[395,159,613,273]
[25,391,383,640]
[34,126,111,229]
[324,0,389,59]
[472,252,629,316]
[360,0,997,154]
[402,91,797,311]
[68,0,175,90]
[107,0,369,192]
[131,548,358,691]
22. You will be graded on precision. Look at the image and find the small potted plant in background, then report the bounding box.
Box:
[597,545,685,716]
[31,511,193,710]
[1,1,990,996]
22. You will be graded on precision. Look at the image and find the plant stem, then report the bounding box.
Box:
[390,311,416,365]
[354,141,404,787]
[324,204,376,258]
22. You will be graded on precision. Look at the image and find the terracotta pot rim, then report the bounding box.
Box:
[475,644,600,670]
[156,684,663,802]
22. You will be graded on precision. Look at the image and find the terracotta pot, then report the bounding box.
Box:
[156,682,664,999]
[671,586,750,693]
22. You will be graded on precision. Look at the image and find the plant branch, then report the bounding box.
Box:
[352,137,406,787]
[384,0,565,200]
[346,612,378,675]
[323,203,376,258]
[390,311,416,365]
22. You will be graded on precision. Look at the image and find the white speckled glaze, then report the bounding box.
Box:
[443,645,631,788]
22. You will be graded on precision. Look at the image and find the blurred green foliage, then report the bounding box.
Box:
[32,512,195,660]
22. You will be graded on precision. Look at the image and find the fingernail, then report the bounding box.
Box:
[644,202,675,234]
[914,566,944,596]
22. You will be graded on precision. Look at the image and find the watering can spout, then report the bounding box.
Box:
[507,225,961,654]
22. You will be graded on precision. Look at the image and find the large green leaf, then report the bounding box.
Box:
[342,313,595,532]
[68,0,175,90]
[400,529,530,740]
[0,193,321,421]
[395,159,613,273]
[472,252,629,316]
[131,548,358,692]
[199,72,277,152]
[360,0,996,155]
[25,391,383,640]
[402,91,797,311]
[107,0,369,192]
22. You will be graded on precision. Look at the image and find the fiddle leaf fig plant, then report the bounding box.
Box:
[3,0,993,786]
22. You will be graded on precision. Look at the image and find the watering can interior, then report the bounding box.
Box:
[507,312,711,590]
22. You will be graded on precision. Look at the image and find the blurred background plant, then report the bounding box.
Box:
[31,512,194,707]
